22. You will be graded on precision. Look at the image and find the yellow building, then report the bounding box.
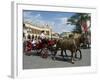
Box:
[23,23,52,40]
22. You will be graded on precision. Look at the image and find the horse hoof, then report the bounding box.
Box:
[72,62,75,64]
[52,57,54,60]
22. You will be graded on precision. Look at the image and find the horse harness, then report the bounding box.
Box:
[73,39,77,49]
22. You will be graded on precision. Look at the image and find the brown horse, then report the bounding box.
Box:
[52,33,84,64]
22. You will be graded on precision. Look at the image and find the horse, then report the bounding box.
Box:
[52,33,84,64]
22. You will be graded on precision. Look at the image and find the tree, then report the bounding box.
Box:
[67,13,91,33]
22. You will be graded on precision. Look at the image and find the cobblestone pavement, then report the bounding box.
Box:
[23,49,91,69]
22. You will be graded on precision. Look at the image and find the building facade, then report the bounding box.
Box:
[23,23,52,40]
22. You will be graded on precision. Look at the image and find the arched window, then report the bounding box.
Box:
[32,35,34,40]
[23,33,25,38]
[35,35,37,39]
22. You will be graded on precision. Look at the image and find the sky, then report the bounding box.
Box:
[23,10,76,34]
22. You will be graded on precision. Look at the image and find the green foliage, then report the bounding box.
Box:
[67,13,91,33]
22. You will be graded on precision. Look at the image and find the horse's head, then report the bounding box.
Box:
[73,33,85,45]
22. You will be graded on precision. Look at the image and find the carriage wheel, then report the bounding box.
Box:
[75,49,82,60]
[41,48,48,58]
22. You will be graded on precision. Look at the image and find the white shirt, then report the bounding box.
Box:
[32,39,36,44]
[40,33,46,39]
[32,39,36,46]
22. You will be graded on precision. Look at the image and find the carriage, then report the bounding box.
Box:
[23,39,56,58]
[23,33,88,64]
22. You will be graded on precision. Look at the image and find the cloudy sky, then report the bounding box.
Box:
[23,10,76,33]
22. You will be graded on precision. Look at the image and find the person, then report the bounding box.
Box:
[39,31,48,58]
[40,31,46,39]
[32,38,36,48]
[39,30,47,45]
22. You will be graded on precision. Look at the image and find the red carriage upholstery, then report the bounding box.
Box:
[26,41,32,51]
[48,40,56,46]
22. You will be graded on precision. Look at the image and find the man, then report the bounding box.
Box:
[32,38,36,48]
[40,30,47,45]
[40,31,46,39]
